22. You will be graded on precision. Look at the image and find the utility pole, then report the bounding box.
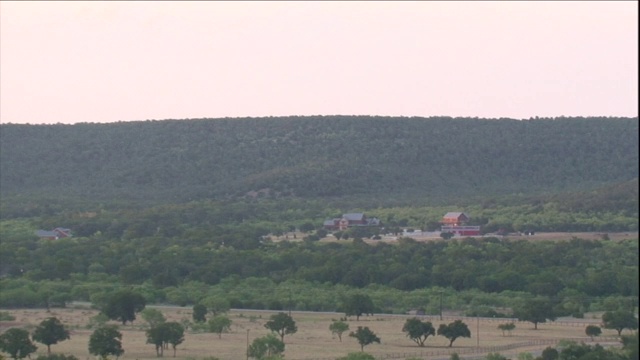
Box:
[246,329,249,360]
[439,291,443,320]
[476,314,480,348]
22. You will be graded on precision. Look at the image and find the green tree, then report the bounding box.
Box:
[343,294,375,321]
[145,325,166,357]
[32,317,70,355]
[497,322,515,337]
[602,310,638,336]
[440,232,454,240]
[101,290,146,325]
[192,304,207,323]
[0,328,37,360]
[540,346,559,360]
[299,222,315,233]
[88,325,124,359]
[208,316,232,339]
[140,308,166,328]
[349,326,380,352]
[402,318,435,347]
[585,325,601,340]
[621,331,638,360]
[163,322,185,358]
[516,352,534,360]
[513,297,556,330]
[201,297,230,317]
[247,334,284,359]
[145,322,184,357]
[264,312,297,342]
[329,320,349,342]
[437,320,471,347]
[558,342,624,360]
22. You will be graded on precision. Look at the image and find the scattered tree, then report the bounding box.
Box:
[264,312,297,342]
[88,325,124,359]
[513,297,556,330]
[141,308,166,328]
[88,313,109,329]
[247,334,284,359]
[201,297,230,317]
[585,325,602,340]
[329,320,350,342]
[0,328,37,360]
[343,294,375,321]
[32,317,70,355]
[602,310,638,336]
[101,290,146,325]
[349,326,380,352]
[437,320,471,347]
[208,316,232,339]
[497,322,515,337]
[402,318,435,347]
[146,325,167,357]
[146,322,184,357]
[192,304,207,323]
[163,322,185,358]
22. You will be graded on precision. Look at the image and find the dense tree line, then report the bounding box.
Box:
[1,116,637,209]
[0,231,636,314]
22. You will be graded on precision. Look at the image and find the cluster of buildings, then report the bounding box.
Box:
[323,211,480,237]
[440,212,481,236]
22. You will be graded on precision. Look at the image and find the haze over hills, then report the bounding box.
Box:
[0,116,637,208]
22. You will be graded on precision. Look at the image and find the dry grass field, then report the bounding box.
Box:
[0,306,626,360]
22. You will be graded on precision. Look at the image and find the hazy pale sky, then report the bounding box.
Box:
[1,1,637,124]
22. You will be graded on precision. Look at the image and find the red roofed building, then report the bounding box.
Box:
[441,212,470,226]
[440,212,480,236]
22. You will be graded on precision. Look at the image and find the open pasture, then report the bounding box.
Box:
[0,306,624,360]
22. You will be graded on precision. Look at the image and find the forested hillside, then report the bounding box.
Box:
[1,116,637,209]
[0,116,638,319]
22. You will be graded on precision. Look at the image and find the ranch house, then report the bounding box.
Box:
[441,212,480,236]
[323,213,381,231]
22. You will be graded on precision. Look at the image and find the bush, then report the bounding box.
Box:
[0,311,15,321]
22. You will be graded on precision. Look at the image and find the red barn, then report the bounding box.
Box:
[440,212,480,237]
[441,212,470,226]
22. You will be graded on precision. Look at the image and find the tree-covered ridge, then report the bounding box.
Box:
[0,235,637,315]
[1,116,637,206]
[1,200,637,298]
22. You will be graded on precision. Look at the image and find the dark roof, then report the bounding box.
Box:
[343,213,365,221]
[443,212,469,219]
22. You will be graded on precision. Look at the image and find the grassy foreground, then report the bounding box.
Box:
[0,306,627,360]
